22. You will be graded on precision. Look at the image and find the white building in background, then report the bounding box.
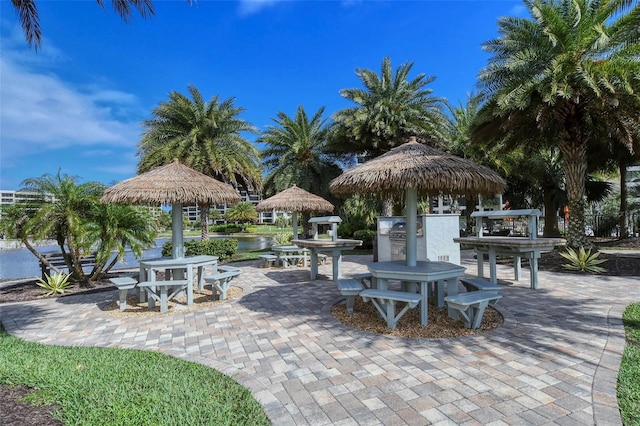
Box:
[181,188,276,224]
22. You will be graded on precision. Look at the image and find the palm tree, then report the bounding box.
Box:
[330,57,450,215]
[10,0,162,50]
[137,85,262,240]
[476,0,640,248]
[259,105,343,202]
[330,56,450,158]
[87,203,157,276]
[225,201,257,231]
[19,171,105,284]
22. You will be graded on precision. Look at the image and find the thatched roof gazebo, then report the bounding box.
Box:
[101,158,241,259]
[255,185,334,240]
[330,137,506,266]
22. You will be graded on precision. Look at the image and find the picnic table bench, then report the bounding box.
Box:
[360,289,421,329]
[39,252,97,280]
[109,275,139,310]
[444,291,502,329]
[459,277,502,293]
[137,280,189,313]
[204,266,241,300]
[334,278,365,313]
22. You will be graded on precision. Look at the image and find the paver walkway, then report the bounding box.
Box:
[0,252,637,425]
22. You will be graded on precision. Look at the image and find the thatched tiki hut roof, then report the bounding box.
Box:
[101,158,240,259]
[256,185,333,240]
[330,136,505,267]
[329,137,506,198]
[255,185,334,213]
[101,158,241,206]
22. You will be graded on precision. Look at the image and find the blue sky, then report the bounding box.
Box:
[0,0,525,190]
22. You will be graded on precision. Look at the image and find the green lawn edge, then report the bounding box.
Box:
[618,302,640,425]
[0,324,270,425]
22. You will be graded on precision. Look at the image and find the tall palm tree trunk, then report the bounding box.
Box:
[558,137,590,248]
[200,204,210,240]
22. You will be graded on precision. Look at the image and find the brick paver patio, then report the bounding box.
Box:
[0,251,636,425]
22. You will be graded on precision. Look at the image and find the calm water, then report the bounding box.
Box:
[0,236,273,280]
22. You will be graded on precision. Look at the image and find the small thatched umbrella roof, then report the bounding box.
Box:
[101,158,241,205]
[256,185,334,240]
[101,159,240,259]
[255,185,334,213]
[330,137,506,198]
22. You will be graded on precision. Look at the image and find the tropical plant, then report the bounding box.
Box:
[330,57,450,215]
[259,105,343,202]
[330,56,450,157]
[476,0,640,248]
[225,202,258,231]
[19,171,105,284]
[273,232,292,246]
[36,272,72,296]
[86,203,156,276]
[559,247,607,273]
[137,85,261,239]
[274,216,290,229]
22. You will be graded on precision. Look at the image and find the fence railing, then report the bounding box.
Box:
[584,212,640,238]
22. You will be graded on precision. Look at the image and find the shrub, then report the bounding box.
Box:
[162,239,238,261]
[338,223,354,238]
[273,232,292,246]
[353,229,376,249]
[559,247,607,273]
[36,272,72,296]
[244,225,258,233]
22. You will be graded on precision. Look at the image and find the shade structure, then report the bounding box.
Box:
[255,185,334,239]
[330,137,506,266]
[101,158,241,259]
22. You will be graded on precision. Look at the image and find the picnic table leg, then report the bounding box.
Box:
[477,250,484,278]
[488,247,498,284]
[310,250,318,280]
[530,252,540,289]
[445,278,459,318]
[332,250,342,280]
[514,255,522,281]
[160,286,169,313]
[187,267,194,306]
[419,281,428,325]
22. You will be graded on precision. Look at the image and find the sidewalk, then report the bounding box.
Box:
[0,254,636,425]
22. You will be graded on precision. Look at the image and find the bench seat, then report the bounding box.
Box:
[109,276,138,310]
[204,270,241,300]
[334,279,365,313]
[351,273,372,288]
[281,254,307,268]
[360,289,421,329]
[137,280,189,313]
[459,277,502,294]
[444,291,502,329]
[258,254,278,268]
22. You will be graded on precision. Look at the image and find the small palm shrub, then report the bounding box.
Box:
[559,247,607,273]
[273,232,292,246]
[36,272,72,296]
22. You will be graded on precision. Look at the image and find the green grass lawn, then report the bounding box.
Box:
[0,325,270,425]
[618,302,640,425]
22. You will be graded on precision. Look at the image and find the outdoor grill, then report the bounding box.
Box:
[388,222,423,239]
[388,222,423,261]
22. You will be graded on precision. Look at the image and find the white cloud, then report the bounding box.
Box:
[237,0,282,16]
[0,54,142,160]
